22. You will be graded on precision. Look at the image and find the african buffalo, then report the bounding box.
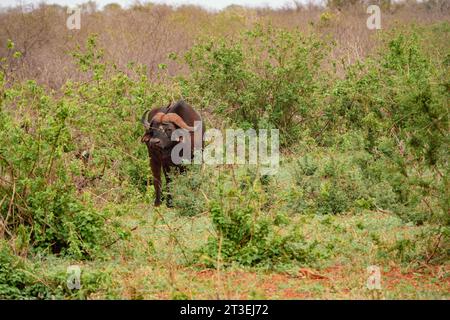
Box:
[141,100,204,206]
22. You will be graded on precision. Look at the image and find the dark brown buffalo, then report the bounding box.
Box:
[141,100,204,206]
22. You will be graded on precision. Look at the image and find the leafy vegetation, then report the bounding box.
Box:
[198,169,317,268]
[184,24,328,145]
[0,1,448,299]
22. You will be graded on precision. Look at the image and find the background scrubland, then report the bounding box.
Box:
[0,0,449,299]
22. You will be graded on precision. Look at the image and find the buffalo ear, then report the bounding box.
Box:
[141,134,151,143]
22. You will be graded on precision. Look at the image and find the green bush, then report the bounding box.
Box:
[0,37,154,258]
[290,154,372,215]
[184,24,329,146]
[0,241,52,299]
[198,169,316,268]
[330,26,448,228]
[0,240,118,299]
[171,165,208,217]
[0,84,120,258]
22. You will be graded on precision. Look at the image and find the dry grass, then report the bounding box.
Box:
[0,1,449,88]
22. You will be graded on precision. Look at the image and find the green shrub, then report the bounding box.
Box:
[0,37,149,259]
[0,240,118,299]
[289,154,371,215]
[295,155,318,177]
[184,24,329,146]
[198,170,316,268]
[316,181,349,215]
[330,26,448,228]
[171,165,208,217]
[0,241,52,299]
[0,89,121,258]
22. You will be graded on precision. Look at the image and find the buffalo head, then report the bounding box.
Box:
[141,110,194,151]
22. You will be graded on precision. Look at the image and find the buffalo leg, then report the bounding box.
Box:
[151,158,162,206]
[163,165,173,208]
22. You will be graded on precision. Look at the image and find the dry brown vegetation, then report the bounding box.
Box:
[1,1,449,88]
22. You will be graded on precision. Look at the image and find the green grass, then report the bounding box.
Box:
[29,205,449,299]
[11,156,447,300]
